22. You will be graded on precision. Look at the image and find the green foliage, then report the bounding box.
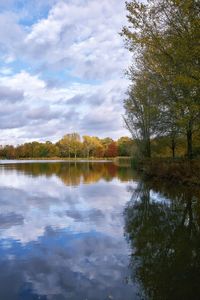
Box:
[117,136,135,156]
[121,0,200,159]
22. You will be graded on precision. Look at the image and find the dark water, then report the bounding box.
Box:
[0,161,199,300]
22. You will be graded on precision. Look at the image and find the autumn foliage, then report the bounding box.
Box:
[0,133,134,159]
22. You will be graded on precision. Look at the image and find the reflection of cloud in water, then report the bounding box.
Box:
[0,213,24,229]
[0,162,138,299]
[0,230,138,299]
[150,191,171,205]
[59,208,104,222]
[0,163,133,244]
[0,177,129,243]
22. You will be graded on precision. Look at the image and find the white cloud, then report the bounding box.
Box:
[23,0,130,79]
[0,0,131,143]
[0,12,25,56]
[0,70,129,144]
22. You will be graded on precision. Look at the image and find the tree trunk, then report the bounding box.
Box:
[171,137,176,159]
[187,127,193,159]
[145,138,151,158]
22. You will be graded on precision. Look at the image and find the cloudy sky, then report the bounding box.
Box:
[0,0,131,145]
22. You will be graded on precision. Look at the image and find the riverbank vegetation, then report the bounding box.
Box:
[121,0,200,160]
[137,158,200,185]
[0,134,134,159]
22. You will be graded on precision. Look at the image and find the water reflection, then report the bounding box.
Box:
[0,161,134,185]
[125,181,200,300]
[0,161,138,300]
[2,161,198,299]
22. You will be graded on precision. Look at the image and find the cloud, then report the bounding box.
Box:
[0,12,25,58]
[0,85,24,103]
[23,0,130,80]
[0,70,129,144]
[0,0,131,143]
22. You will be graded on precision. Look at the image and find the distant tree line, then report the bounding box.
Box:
[0,134,134,159]
[121,0,200,159]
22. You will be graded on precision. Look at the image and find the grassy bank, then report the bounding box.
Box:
[137,158,200,186]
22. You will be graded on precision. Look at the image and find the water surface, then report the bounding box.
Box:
[0,161,137,300]
[125,180,200,300]
[0,161,200,300]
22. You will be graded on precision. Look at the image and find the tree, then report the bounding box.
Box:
[124,69,160,158]
[69,133,81,159]
[121,0,200,159]
[82,136,104,158]
[58,133,81,158]
[105,141,118,157]
[117,136,133,157]
[58,136,70,157]
[83,136,94,158]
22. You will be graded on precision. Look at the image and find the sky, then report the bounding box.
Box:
[0,0,131,145]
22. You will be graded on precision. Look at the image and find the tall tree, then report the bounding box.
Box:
[121,0,200,159]
[124,69,160,158]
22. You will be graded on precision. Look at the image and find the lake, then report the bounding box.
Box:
[0,161,200,300]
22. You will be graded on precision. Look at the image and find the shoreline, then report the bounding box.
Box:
[0,156,132,161]
[0,158,112,164]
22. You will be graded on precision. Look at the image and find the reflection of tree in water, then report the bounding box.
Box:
[3,162,135,185]
[124,181,200,300]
